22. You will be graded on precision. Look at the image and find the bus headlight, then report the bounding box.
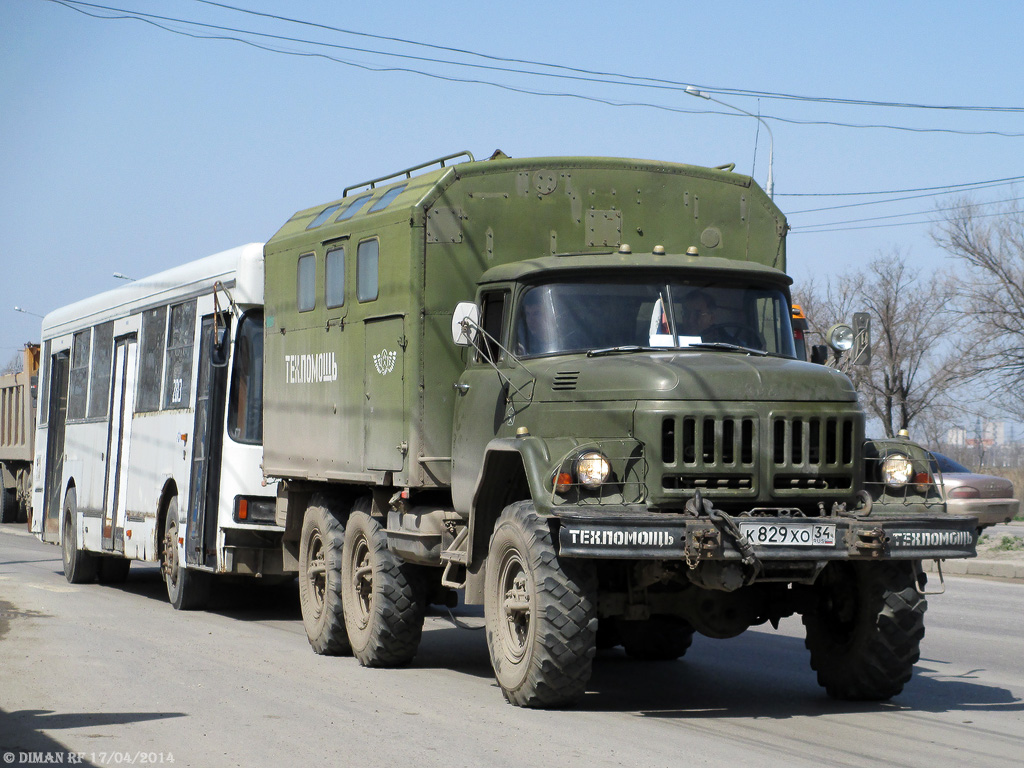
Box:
[575,451,611,489]
[881,453,913,488]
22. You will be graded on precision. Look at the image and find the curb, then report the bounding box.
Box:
[921,557,1024,581]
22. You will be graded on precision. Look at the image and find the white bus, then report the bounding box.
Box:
[31,243,284,609]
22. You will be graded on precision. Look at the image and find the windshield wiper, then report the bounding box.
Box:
[685,342,769,356]
[587,345,662,357]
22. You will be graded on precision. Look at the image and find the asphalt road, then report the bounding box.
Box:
[1,523,1022,768]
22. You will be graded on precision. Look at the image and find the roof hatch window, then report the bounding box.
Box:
[368,184,407,213]
[336,194,373,222]
[306,203,342,230]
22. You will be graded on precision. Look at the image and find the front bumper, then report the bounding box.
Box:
[554,509,978,561]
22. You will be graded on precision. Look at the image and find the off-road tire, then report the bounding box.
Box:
[618,616,695,661]
[341,500,426,667]
[803,560,926,701]
[62,489,98,584]
[484,501,597,708]
[298,498,351,655]
[162,497,210,610]
[97,557,132,584]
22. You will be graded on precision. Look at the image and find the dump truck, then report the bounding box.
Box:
[1,344,39,524]
[262,151,977,707]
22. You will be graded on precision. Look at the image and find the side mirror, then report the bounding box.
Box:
[851,312,871,366]
[451,302,480,347]
[211,327,229,367]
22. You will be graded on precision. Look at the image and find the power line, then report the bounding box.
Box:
[46,0,1024,138]
[779,174,1024,198]
[786,177,1024,214]
[792,194,1024,230]
[791,203,1019,234]
[188,0,1024,114]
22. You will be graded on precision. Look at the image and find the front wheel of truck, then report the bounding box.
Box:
[484,501,597,708]
[803,560,926,701]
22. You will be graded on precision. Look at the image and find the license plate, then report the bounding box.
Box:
[739,522,837,547]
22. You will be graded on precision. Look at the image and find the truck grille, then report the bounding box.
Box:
[652,409,861,504]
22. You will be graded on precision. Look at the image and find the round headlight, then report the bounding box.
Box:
[826,324,855,352]
[881,453,913,488]
[575,451,611,489]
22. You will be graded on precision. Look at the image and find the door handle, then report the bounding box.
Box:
[453,382,470,394]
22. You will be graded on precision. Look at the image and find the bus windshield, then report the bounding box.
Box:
[513,278,796,358]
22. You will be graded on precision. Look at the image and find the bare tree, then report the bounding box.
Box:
[933,195,1024,420]
[795,249,968,438]
[1,351,23,375]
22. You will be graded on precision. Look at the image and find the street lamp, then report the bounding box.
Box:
[685,86,774,198]
[13,306,43,318]
[113,272,136,281]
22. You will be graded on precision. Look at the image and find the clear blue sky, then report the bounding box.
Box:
[2,0,1022,361]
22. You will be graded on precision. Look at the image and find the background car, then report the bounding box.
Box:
[930,452,1020,530]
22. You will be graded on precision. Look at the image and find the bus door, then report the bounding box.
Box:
[102,335,137,552]
[42,351,70,541]
[186,314,229,569]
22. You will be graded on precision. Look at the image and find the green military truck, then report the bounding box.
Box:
[262,151,977,707]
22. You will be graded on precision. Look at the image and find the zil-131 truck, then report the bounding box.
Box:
[261,151,977,707]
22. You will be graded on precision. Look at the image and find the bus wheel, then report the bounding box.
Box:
[62,488,97,584]
[341,499,426,667]
[484,501,597,708]
[298,498,351,655]
[162,497,210,610]
[97,557,132,584]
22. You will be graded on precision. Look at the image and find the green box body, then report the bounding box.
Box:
[264,155,787,492]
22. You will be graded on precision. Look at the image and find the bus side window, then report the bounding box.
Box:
[229,311,264,444]
[164,300,197,409]
[88,321,114,419]
[68,329,91,420]
[138,306,167,412]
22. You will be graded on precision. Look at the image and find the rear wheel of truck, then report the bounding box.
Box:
[162,497,210,610]
[298,498,351,655]
[0,472,16,524]
[62,489,97,584]
[484,501,597,708]
[803,560,926,701]
[618,616,695,661]
[341,500,426,667]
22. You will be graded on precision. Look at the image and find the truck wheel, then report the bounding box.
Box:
[298,499,351,655]
[162,497,210,610]
[97,557,132,584]
[341,500,426,667]
[803,561,926,701]
[484,501,597,708]
[0,472,15,524]
[62,489,97,584]
[618,616,695,661]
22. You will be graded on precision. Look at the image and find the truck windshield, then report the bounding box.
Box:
[513,278,797,358]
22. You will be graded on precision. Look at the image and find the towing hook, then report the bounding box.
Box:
[708,508,764,582]
[685,489,714,517]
